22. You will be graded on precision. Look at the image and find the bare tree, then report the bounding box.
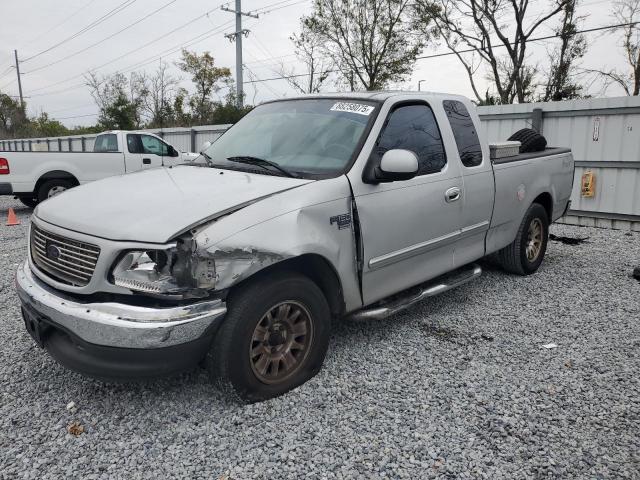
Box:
[415,0,569,104]
[541,0,587,101]
[85,71,148,129]
[302,0,434,91]
[592,0,640,95]
[277,26,333,94]
[144,61,181,127]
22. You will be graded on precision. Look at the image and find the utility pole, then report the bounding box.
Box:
[14,50,24,109]
[222,0,258,108]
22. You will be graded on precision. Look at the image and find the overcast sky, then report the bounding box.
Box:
[0,0,629,127]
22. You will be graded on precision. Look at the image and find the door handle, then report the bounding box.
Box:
[445,187,461,203]
[143,158,151,165]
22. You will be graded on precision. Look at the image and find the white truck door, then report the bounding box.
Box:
[442,99,494,267]
[139,134,168,169]
[349,102,464,306]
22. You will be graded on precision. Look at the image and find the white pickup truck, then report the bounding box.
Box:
[16,92,574,401]
[0,130,198,207]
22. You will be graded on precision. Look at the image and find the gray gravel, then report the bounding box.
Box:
[0,196,638,479]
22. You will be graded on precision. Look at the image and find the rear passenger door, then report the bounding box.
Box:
[442,99,494,266]
[350,102,464,305]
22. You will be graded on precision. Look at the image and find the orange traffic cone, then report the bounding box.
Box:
[6,208,20,226]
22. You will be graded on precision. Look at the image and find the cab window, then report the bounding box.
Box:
[372,104,446,176]
[93,134,118,153]
[443,100,483,167]
[141,135,169,156]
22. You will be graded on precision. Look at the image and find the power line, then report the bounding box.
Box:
[23,0,178,74]
[22,0,138,62]
[241,21,640,85]
[28,3,231,93]
[25,0,100,48]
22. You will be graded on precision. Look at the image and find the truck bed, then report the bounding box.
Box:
[492,147,572,164]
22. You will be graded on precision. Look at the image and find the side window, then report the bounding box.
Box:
[93,134,118,152]
[127,134,142,154]
[140,135,168,156]
[443,100,483,167]
[373,104,446,175]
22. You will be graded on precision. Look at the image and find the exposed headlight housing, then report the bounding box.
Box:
[111,240,216,298]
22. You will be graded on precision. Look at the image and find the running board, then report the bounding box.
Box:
[347,264,482,322]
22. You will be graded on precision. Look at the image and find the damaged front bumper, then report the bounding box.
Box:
[15,260,227,379]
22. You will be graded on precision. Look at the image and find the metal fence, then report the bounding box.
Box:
[2,96,639,231]
[0,124,231,154]
[478,96,640,231]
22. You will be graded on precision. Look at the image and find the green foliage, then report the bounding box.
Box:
[177,49,232,123]
[303,0,433,91]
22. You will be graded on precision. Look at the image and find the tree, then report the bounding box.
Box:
[85,71,147,129]
[416,0,570,104]
[541,0,587,101]
[30,112,69,137]
[277,26,333,94]
[302,0,432,91]
[144,61,181,127]
[0,92,28,138]
[177,49,232,122]
[591,0,640,95]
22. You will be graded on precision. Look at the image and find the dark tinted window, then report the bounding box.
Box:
[127,134,142,154]
[93,134,118,152]
[443,100,482,167]
[373,104,446,175]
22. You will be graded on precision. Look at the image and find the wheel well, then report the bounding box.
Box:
[34,171,79,195]
[237,254,346,318]
[533,192,553,221]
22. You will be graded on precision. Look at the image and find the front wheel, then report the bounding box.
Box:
[206,273,331,402]
[497,203,549,275]
[19,197,39,209]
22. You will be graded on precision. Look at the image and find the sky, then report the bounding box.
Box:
[0,0,631,127]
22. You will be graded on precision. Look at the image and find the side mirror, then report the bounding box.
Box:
[200,141,212,153]
[168,145,179,157]
[375,149,419,182]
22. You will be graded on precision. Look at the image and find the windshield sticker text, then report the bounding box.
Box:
[330,102,375,116]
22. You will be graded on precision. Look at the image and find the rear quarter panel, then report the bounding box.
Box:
[487,151,574,254]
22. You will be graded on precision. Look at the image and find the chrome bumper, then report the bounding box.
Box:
[15,260,227,349]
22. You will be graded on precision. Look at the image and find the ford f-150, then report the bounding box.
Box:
[16,92,574,401]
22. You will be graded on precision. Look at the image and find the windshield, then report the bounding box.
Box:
[201,98,378,178]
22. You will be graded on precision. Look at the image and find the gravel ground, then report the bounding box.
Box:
[0,196,638,480]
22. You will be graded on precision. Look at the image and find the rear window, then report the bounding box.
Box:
[443,100,483,167]
[93,134,118,153]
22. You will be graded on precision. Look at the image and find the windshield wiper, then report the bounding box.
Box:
[199,151,214,167]
[226,156,298,178]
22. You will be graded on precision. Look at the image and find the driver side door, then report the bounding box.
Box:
[349,102,464,305]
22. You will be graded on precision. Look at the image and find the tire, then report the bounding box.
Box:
[19,197,38,209]
[37,179,74,203]
[206,272,331,402]
[497,203,549,275]
[508,128,547,153]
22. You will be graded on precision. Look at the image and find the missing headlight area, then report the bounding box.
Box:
[111,233,284,298]
[112,235,216,298]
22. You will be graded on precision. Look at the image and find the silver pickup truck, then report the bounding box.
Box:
[16,92,574,401]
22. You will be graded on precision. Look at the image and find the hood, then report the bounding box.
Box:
[36,166,313,243]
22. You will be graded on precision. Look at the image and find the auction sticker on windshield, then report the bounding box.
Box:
[330,102,375,116]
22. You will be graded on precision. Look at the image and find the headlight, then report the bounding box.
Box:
[112,242,216,297]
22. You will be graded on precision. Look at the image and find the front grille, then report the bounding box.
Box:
[30,224,100,287]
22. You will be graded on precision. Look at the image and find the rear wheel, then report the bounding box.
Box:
[206,273,331,402]
[37,179,74,203]
[497,203,549,275]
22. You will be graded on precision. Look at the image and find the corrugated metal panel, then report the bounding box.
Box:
[479,95,640,230]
